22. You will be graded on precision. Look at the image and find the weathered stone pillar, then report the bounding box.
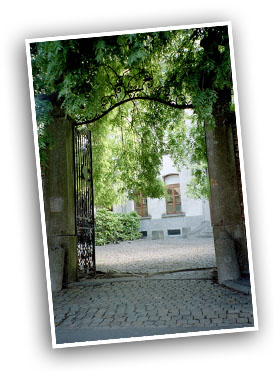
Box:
[43,102,77,291]
[205,114,249,283]
[196,26,249,283]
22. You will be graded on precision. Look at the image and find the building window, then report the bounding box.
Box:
[164,174,182,214]
[134,194,148,217]
[168,229,181,235]
[166,184,182,214]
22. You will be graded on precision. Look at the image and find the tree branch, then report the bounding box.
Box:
[74,96,192,126]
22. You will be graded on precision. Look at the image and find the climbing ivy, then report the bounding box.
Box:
[34,97,54,173]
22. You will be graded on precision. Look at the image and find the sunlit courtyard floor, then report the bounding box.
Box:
[95,237,216,275]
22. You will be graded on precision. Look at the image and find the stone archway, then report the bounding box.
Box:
[43,97,249,291]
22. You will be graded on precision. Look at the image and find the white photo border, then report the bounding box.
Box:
[25,20,259,349]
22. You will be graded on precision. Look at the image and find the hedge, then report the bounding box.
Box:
[95,208,142,246]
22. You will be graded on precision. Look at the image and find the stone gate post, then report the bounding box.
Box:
[43,102,77,291]
[206,120,249,284]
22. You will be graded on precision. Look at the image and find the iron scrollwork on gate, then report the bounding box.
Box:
[74,126,96,275]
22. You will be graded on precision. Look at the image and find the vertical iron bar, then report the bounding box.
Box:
[81,133,83,217]
[73,125,77,238]
[90,130,96,273]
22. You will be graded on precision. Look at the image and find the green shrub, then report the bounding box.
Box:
[95,208,142,246]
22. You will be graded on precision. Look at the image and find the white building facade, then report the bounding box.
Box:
[113,155,212,239]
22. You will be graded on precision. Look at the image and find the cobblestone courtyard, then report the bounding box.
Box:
[52,238,254,344]
[96,237,216,274]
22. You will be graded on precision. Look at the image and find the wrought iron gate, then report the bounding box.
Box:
[74,126,96,275]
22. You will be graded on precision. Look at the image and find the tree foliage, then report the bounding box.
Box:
[30,26,234,204]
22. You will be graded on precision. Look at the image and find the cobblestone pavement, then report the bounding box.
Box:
[96,237,216,274]
[53,278,254,332]
[53,238,254,343]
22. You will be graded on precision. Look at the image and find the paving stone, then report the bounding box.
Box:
[199,319,211,325]
[211,318,223,324]
[182,315,194,320]
[187,319,200,325]
[227,314,239,319]
[237,318,249,324]
[239,312,251,318]
[227,309,241,314]
[159,316,171,321]
[192,311,203,317]
[149,316,160,321]
[176,320,189,326]
[179,310,191,316]
[225,318,239,324]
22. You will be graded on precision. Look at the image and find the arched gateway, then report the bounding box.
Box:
[43,96,249,291]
